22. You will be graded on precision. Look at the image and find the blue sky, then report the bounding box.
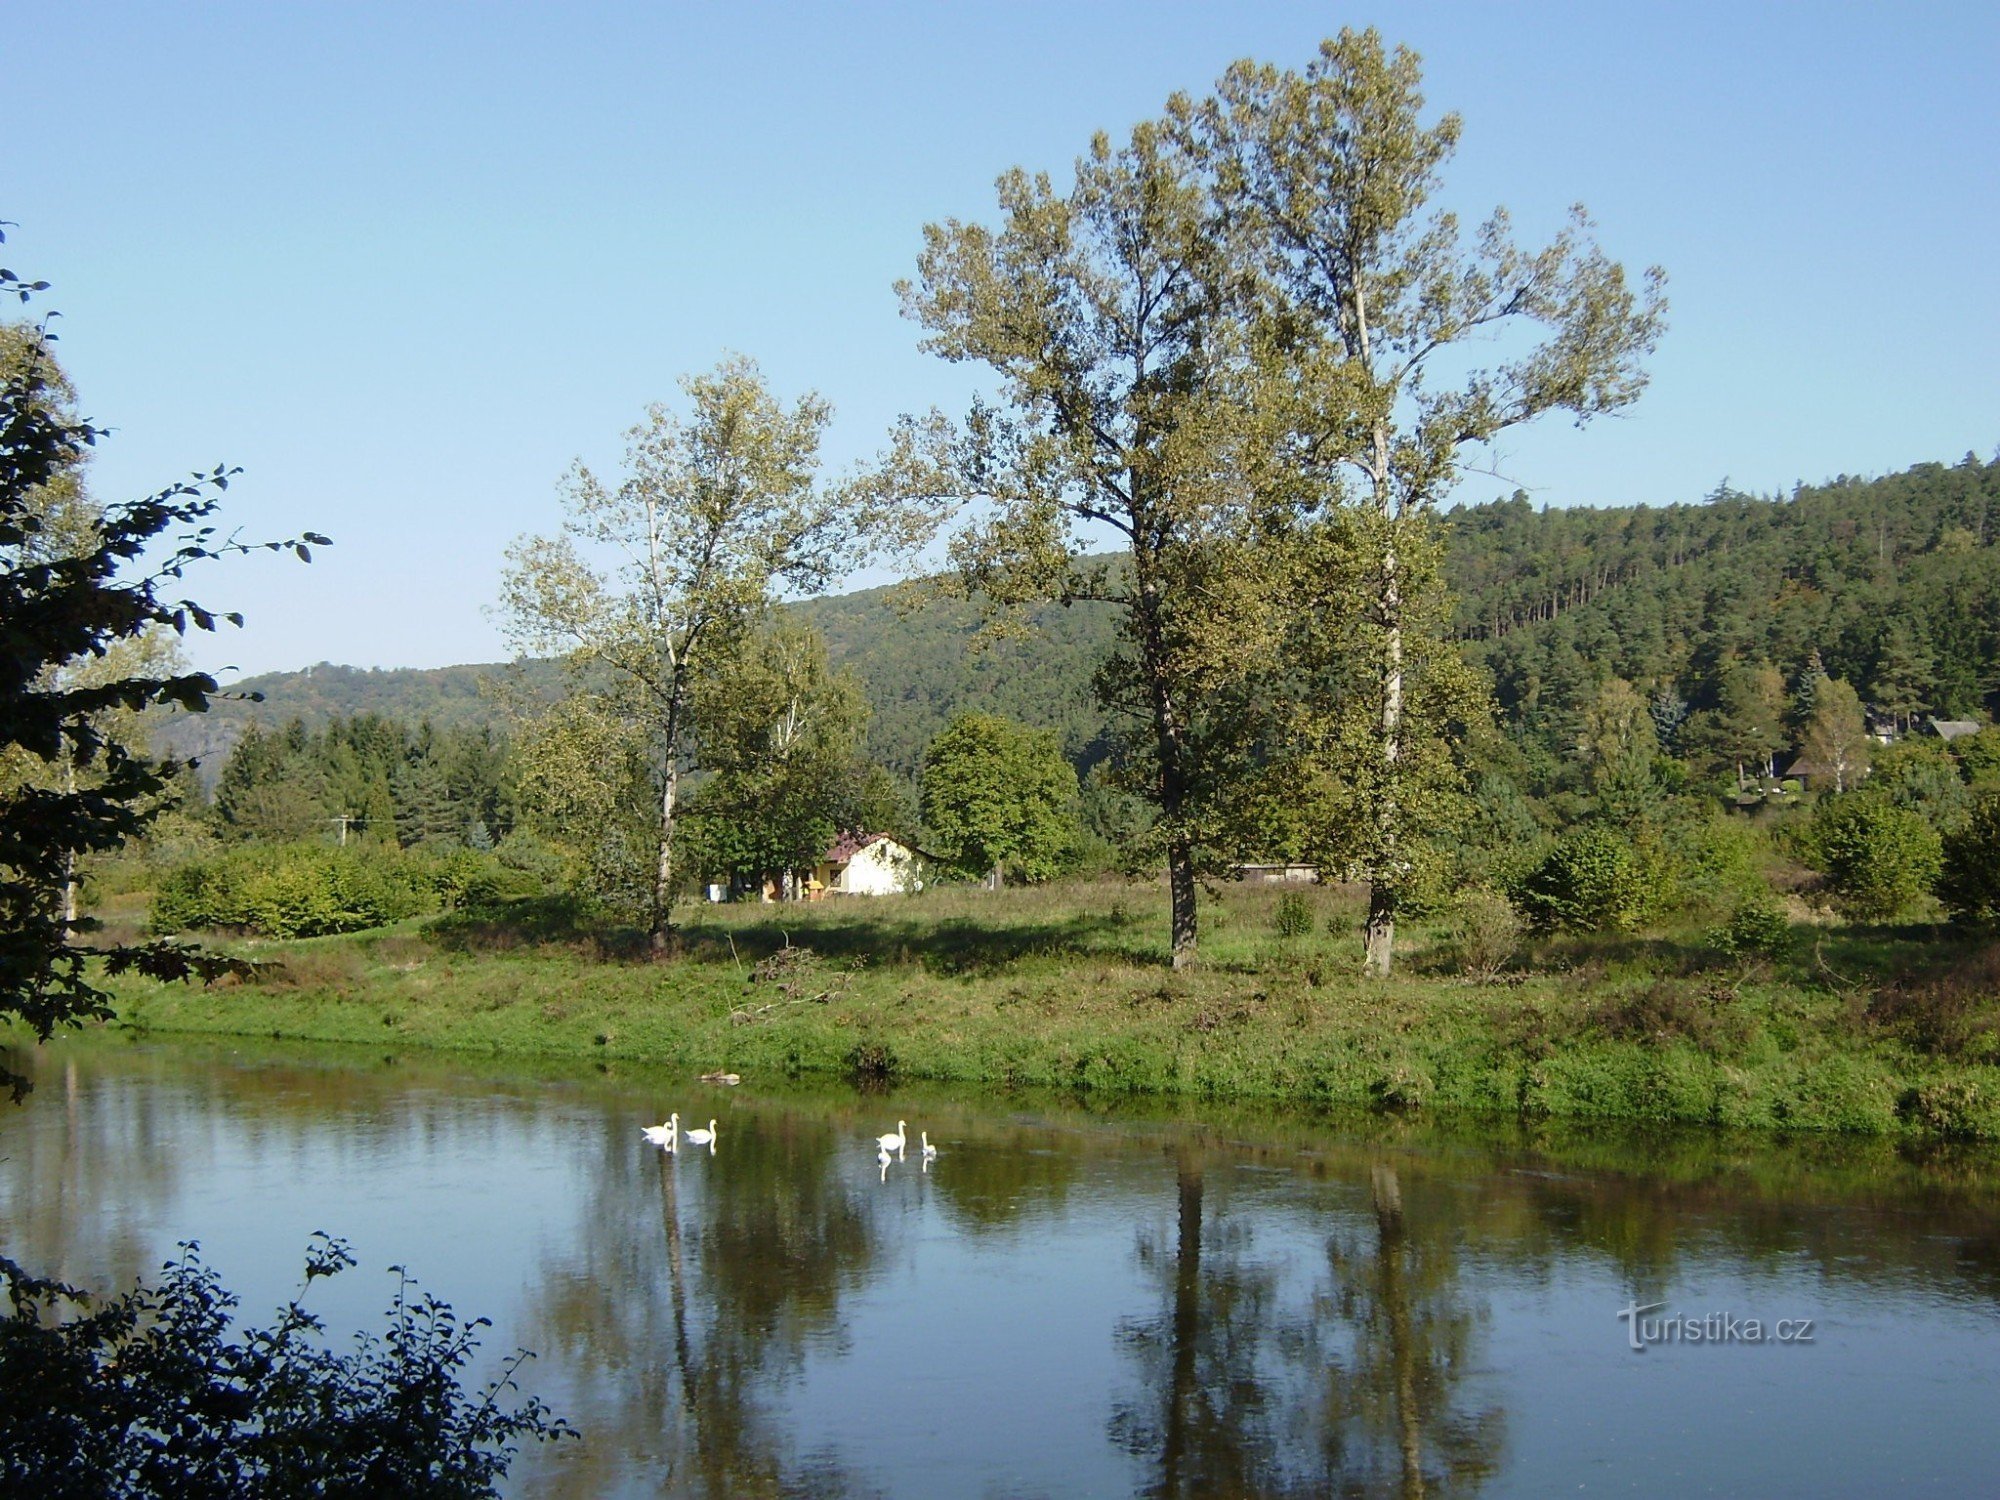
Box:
[7,1,1997,677]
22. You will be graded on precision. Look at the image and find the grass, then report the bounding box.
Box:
[82,876,2000,1141]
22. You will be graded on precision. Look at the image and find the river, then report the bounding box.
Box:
[3,1035,1998,1497]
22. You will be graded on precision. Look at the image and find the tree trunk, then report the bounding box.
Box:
[1366,538,1404,980]
[651,760,679,953]
[1364,880,1397,980]
[59,753,79,934]
[1135,557,1198,970]
[1168,839,1197,972]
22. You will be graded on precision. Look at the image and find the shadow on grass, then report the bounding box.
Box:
[429,895,1171,975]
[673,911,1160,976]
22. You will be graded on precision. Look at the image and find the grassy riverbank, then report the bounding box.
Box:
[91,879,2000,1141]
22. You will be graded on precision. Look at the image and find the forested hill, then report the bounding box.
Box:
[153,596,1121,781]
[1453,454,2000,755]
[159,454,1998,778]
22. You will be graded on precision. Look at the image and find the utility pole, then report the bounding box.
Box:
[328,814,359,847]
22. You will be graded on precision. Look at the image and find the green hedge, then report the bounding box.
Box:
[151,845,540,939]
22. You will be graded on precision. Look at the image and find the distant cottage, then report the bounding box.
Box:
[809,832,925,898]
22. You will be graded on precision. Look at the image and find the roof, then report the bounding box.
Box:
[1927,717,1982,741]
[821,830,898,864]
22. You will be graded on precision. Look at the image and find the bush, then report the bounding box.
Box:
[151,845,444,938]
[1711,895,1793,958]
[1938,792,2000,925]
[1513,825,1650,933]
[1661,816,1765,920]
[1272,891,1315,940]
[1802,794,1943,922]
[0,1235,571,1496]
[1443,886,1521,979]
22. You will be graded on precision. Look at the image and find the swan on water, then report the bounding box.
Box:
[877,1145,893,1182]
[641,1113,679,1149]
[920,1131,938,1160]
[684,1119,719,1149]
[875,1120,907,1158]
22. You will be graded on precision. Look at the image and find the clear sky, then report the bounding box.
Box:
[7,1,1997,679]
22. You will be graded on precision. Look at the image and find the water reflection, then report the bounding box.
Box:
[4,1038,2000,1498]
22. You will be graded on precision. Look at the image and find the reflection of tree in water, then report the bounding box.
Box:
[0,1050,191,1293]
[923,1125,1082,1235]
[1112,1145,1502,1499]
[1110,1141,1297,1496]
[1307,1163,1502,1499]
[520,1109,884,1499]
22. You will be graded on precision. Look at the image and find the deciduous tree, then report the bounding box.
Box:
[921,712,1082,886]
[902,113,1271,965]
[1194,28,1665,974]
[500,356,948,948]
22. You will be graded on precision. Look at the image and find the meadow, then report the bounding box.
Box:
[91,876,2000,1141]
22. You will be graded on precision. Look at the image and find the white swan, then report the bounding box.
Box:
[877,1145,893,1182]
[684,1119,719,1150]
[641,1113,679,1149]
[920,1131,937,1161]
[875,1120,907,1158]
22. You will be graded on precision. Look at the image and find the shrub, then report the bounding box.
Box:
[1272,891,1315,940]
[1897,1081,1994,1140]
[1444,886,1520,979]
[0,1235,571,1496]
[151,845,437,938]
[1662,816,1765,920]
[1711,894,1793,958]
[1938,792,2000,925]
[1513,825,1650,933]
[1802,794,1943,922]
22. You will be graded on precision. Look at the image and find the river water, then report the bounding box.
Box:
[3,1036,1998,1497]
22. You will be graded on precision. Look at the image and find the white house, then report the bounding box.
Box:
[810,832,925,897]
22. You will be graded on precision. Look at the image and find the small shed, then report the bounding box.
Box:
[1231,863,1320,885]
[812,832,924,897]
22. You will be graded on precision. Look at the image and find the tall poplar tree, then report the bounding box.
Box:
[1194,29,1666,974]
[901,116,1272,968]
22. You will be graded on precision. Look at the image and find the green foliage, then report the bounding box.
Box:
[1711,895,1794,958]
[1938,792,2000,925]
[0,240,323,1053]
[1803,794,1944,922]
[1514,824,1651,933]
[920,713,1083,884]
[1869,738,1972,834]
[1459,457,2000,776]
[1659,815,1767,921]
[1272,890,1314,939]
[1953,726,2000,791]
[210,715,513,851]
[0,1234,570,1496]
[680,619,880,888]
[148,844,510,938]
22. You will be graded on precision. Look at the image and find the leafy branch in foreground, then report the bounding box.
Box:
[0,1233,574,1498]
[0,231,328,1061]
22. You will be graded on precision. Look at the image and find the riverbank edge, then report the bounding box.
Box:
[70,923,2000,1143]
